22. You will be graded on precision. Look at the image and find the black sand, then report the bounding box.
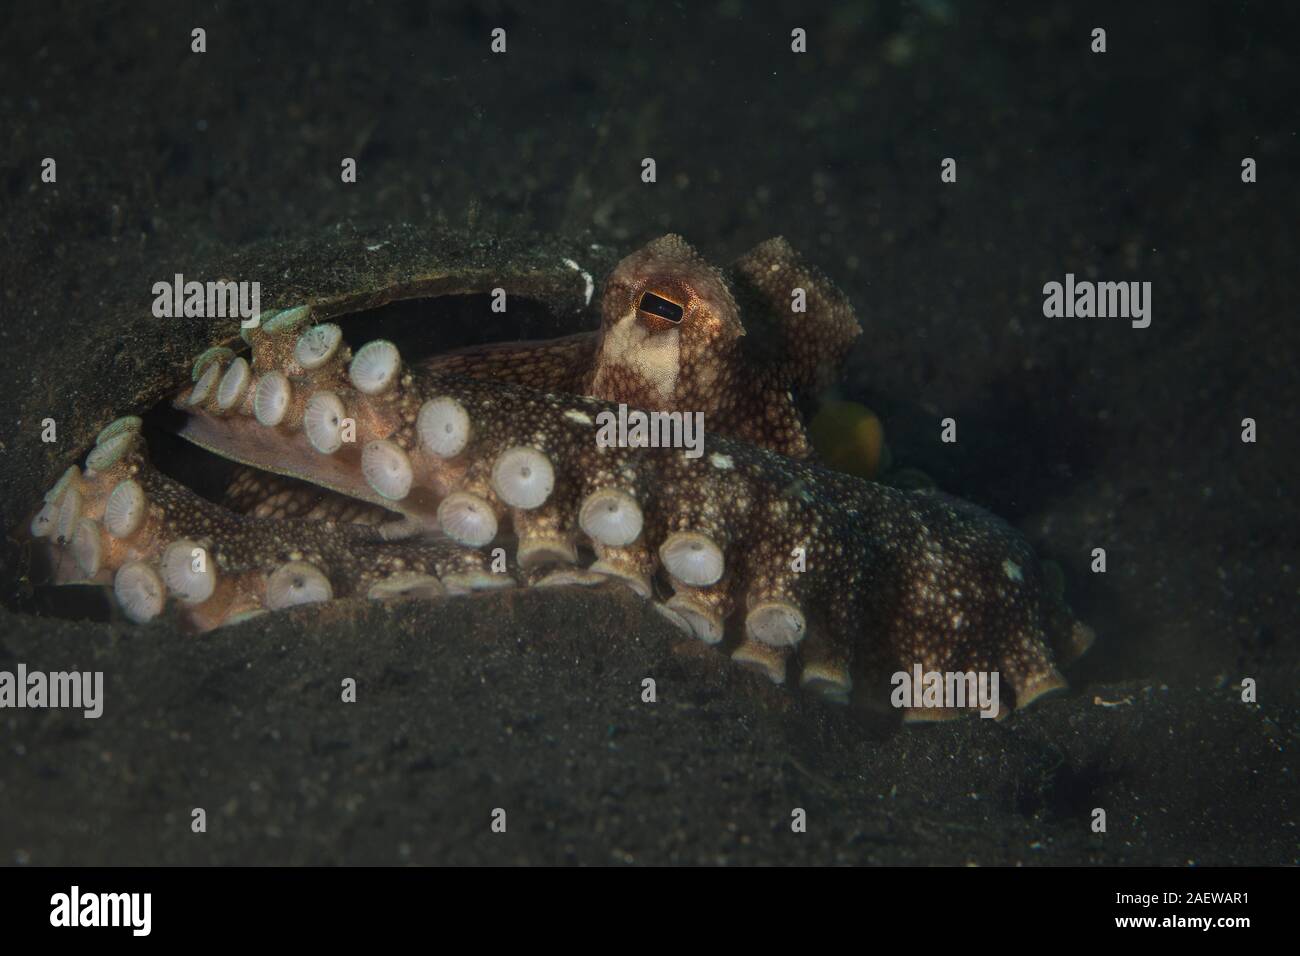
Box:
[0,1,1295,864]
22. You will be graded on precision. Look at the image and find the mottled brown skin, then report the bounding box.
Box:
[222,235,860,521]
[32,433,501,631]
[422,235,861,460]
[29,314,1092,716]
[224,464,391,525]
[25,237,1092,718]
[421,333,597,395]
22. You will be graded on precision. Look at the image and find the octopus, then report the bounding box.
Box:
[23,233,1094,721]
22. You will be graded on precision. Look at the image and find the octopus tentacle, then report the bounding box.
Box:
[727,236,863,394]
[24,236,1096,719]
[420,333,598,394]
[29,416,514,631]
[27,316,1098,715]
[211,235,862,527]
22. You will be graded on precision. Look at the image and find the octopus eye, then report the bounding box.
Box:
[637,290,684,324]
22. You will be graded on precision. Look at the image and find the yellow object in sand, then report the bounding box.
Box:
[810,400,888,479]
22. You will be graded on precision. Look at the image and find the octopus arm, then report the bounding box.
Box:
[29,426,509,631]
[27,320,1093,717]
[417,331,597,394]
[728,237,863,394]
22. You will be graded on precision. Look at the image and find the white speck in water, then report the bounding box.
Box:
[563,258,595,306]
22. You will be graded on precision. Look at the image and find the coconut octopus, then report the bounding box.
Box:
[24,233,1093,720]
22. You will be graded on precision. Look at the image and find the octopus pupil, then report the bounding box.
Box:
[638,291,684,323]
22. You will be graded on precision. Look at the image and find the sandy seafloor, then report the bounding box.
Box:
[0,1,1295,864]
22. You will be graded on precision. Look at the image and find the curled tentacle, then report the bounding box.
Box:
[25,314,1091,718]
[29,415,517,632]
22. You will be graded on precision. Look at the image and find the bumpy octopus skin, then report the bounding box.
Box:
[25,238,1095,719]
[211,234,854,524]
[424,234,861,459]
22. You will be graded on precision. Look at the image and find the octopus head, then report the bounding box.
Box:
[591,234,744,408]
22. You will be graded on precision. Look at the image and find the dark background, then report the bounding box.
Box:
[0,0,1295,864]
